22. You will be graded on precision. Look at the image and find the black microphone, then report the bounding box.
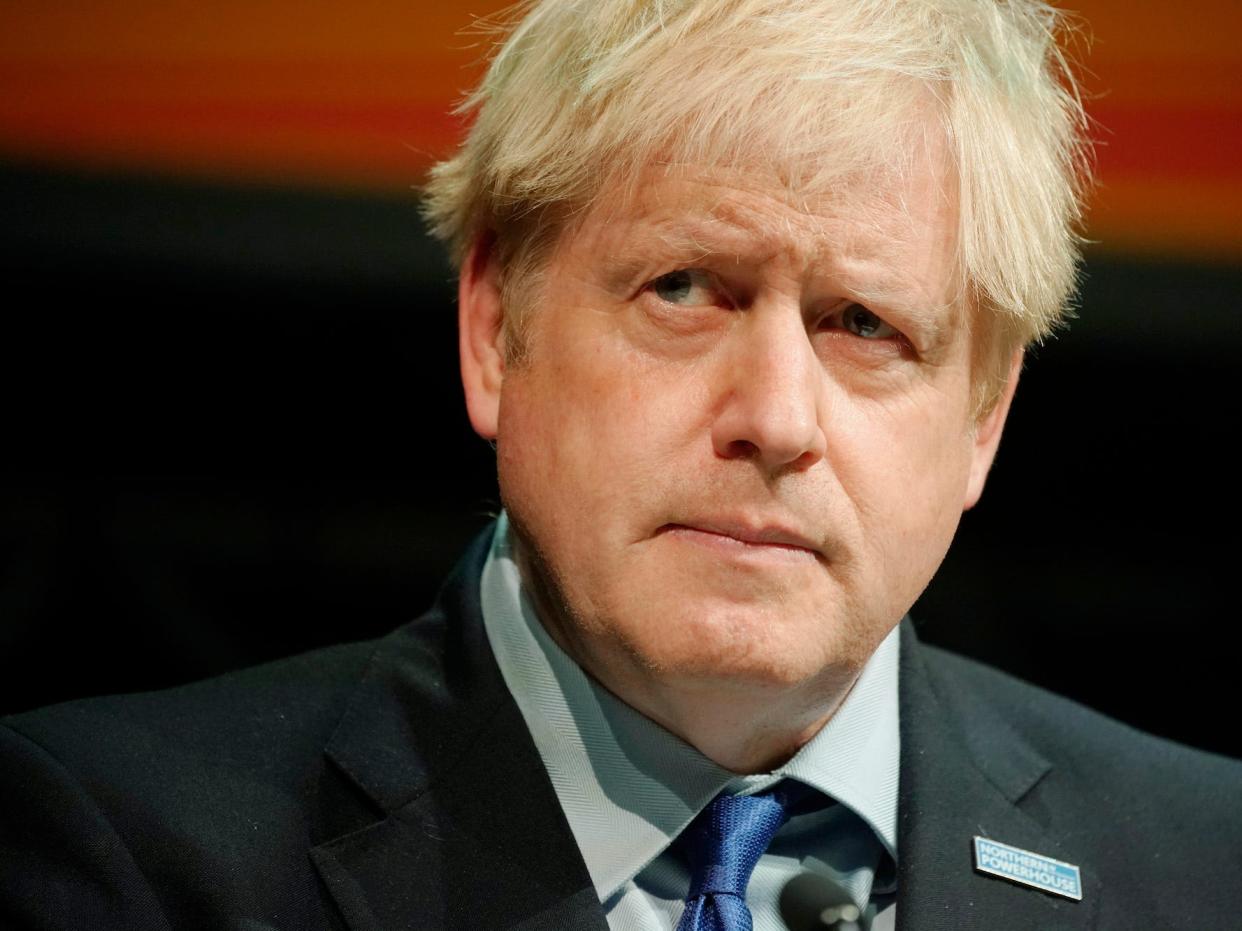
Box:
[778,872,864,931]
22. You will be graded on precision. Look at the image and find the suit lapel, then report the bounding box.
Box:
[895,622,1101,930]
[310,526,607,931]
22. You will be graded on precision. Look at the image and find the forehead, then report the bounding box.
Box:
[556,141,962,320]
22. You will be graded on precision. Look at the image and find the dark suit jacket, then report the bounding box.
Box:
[2,525,1240,930]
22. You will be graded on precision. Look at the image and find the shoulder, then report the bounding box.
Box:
[0,528,498,928]
[899,629,1242,925]
[2,637,380,784]
[910,633,1242,889]
[1,521,498,777]
[0,636,391,929]
[916,637,1242,792]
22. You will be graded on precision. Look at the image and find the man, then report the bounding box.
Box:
[2,0,1239,929]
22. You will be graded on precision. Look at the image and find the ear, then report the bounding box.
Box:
[963,349,1023,511]
[458,233,506,440]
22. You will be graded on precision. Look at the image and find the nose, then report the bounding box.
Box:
[710,309,827,472]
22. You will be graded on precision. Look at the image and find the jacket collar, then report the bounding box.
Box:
[895,620,1102,930]
[310,524,607,931]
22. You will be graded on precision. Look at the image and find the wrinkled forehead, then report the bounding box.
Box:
[554,115,963,306]
[562,94,956,245]
[493,73,959,266]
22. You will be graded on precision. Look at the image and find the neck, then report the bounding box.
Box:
[626,678,856,773]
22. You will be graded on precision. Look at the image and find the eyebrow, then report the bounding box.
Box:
[595,210,960,348]
[598,214,781,288]
[595,222,712,293]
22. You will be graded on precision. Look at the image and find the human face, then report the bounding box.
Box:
[460,146,1017,713]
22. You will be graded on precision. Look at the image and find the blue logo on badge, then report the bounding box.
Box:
[973,836,1083,901]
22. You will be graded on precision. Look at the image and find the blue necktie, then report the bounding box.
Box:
[675,782,804,931]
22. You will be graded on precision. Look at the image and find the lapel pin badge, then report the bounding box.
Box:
[973,836,1083,901]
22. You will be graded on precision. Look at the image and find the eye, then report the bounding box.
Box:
[839,304,898,340]
[649,269,726,307]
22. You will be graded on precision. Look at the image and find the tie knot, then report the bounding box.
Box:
[682,784,801,899]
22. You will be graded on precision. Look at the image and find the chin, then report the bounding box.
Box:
[615,598,853,690]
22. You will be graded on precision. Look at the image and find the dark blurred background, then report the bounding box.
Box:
[2,1,1240,759]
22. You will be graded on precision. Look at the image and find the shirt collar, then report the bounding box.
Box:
[479,512,900,902]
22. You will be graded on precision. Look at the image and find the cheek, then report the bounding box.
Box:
[832,394,974,561]
[553,346,706,474]
[495,354,679,543]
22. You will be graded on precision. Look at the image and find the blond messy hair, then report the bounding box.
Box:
[422,0,1093,412]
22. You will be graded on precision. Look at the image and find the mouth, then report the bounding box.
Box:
[656,521,823,561]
